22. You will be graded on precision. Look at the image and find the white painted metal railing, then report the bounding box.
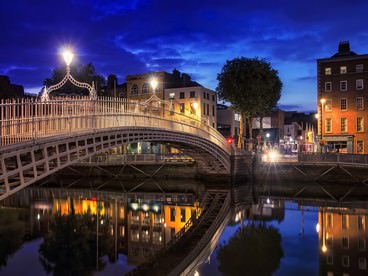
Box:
[0,97,230,154]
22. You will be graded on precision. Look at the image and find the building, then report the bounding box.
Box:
[318,208,368,275]
[0,75,24,99]
[216,104,246,142]
[283,112,317,153]
[317,41,368,154]
[102,75,127,98]
[164,86,217,128]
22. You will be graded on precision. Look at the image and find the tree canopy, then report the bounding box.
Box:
[216,57,282,147]
[44,63,106,96]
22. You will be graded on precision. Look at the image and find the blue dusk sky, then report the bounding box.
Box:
[1,0,368,112]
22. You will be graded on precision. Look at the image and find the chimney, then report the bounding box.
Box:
[338,41,350,55]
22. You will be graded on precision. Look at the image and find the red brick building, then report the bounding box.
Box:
[317,41,368,153]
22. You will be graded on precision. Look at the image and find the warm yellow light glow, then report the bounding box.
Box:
[62,49,74,66]
[151,79,158,90]
[322,245,327,252]
[320,98,326,104]
[192,102,198,110]
[316,223,320,233]
[315,114,319,119]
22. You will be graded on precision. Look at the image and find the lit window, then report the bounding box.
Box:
[179,103,185,114]
[131,84,138,95]
[359,257,367,270]
[325,67,332,75]
[325,99,332,111]
[341,118,347,132]
[342,255,350,267]
[358,215,365,230]
[170,207,176,222]
[142,83,150,94]
[342,214,349,229]
[356,64,364,73]
[357,117,364,132]
[169,92,175,99]
[325,82,332,92]
[340,80,348,91]
[356,79,364,90]
[234,113,241,121]
[357,97,364,110]
[180,208,186,222]
[325,118,332,133]
[340,66,347,74]
[340,98,347,111]
[342,236,349,249]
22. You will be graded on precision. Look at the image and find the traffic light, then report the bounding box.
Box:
[226,137,233,145]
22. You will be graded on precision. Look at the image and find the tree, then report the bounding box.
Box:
[217,224,284,276]
[44,63,106,96]
[216,57,282,150]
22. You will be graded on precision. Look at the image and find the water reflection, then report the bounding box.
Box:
[0,184,202,274]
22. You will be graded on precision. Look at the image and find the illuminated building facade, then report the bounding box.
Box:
[317,41,368,153]
[318,208,368,275]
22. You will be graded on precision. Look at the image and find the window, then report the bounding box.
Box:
[357,140,364,154]
[325,118,332,133]
[190,91,196,98]
[340,80,348,91]
[207,104,210,115]
[203,92,206,99]
[180,208,186,222]
[234,113,241,121]
[340,66,347,74]
[341,118,347,132]
[203,103,205,115]
[356,64,364,73]
[327,255,333,265]
[342,214,348,229]
[342,255,350,267]
[359,238,366,251]
[356,79,364,90]
[325,99,332,111]
[169,92,175,99]
[342,236,349,249]
[340,98,347,111]
[325,82,332,92]
[131,84,138,95]
[325,67,332,75]
[179,103,185,113]
[357,117,364,132]
[359,258,367,270]
[212,95,215,101]
[170,227,176,239]
[179,92,185,99]
[142,83,150,94]
[357,97,364,110]
[206,93,210,100]
[170,208,176,222]
[358,215,365,230]
[212,105,215,116]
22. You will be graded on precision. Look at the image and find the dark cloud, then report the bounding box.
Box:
[1,0,368,110]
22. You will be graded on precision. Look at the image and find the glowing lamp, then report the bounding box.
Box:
[62,50,74,66]
[226,137,233,145]
[151,79,158,91]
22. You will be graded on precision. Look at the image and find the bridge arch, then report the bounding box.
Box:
[0,126,231,201]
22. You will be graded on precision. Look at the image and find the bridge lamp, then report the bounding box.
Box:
[266,133,270,138]
[150,78,158,93]
[192,102,198,110]
[62,49,74,66]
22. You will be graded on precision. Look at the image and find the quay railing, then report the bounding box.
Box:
[0,97,230,154]
[298,153,368,165]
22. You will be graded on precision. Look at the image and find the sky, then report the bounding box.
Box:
[1,0,368,112]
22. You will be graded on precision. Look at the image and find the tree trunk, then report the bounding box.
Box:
[258,116,263,153]
[238,114,244,149]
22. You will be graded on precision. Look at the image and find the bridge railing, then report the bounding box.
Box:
[0,97,230,154]
[298,153,368,165]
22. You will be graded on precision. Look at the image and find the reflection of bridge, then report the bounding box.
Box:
[0,97,233,200]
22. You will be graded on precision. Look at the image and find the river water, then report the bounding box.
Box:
[0,178,368,276]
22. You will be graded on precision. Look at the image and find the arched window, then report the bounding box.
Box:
[142,83,150,94]
[131,84,138,95]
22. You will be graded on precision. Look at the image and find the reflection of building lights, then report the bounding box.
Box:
[266,133,270,138]
[131,202,139,211]
[322,244,327,252]
[37,214,40,220]
[159,235,162,242]
[266,197,270,204]
[152,204,160,213]
[164,223,167,228]
[316,223,320,233]
[142,203,149,212]
[100,220,104,225]
[145,230,148,235]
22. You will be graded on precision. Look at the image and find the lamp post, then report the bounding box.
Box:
[320,98,326,153]
[41,48,97,101]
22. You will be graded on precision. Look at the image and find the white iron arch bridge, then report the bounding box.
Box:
[0,96,233,200]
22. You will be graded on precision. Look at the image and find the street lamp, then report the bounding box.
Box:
[150,79,158,94]
[320,98,326,153]
[62,49,74,67]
